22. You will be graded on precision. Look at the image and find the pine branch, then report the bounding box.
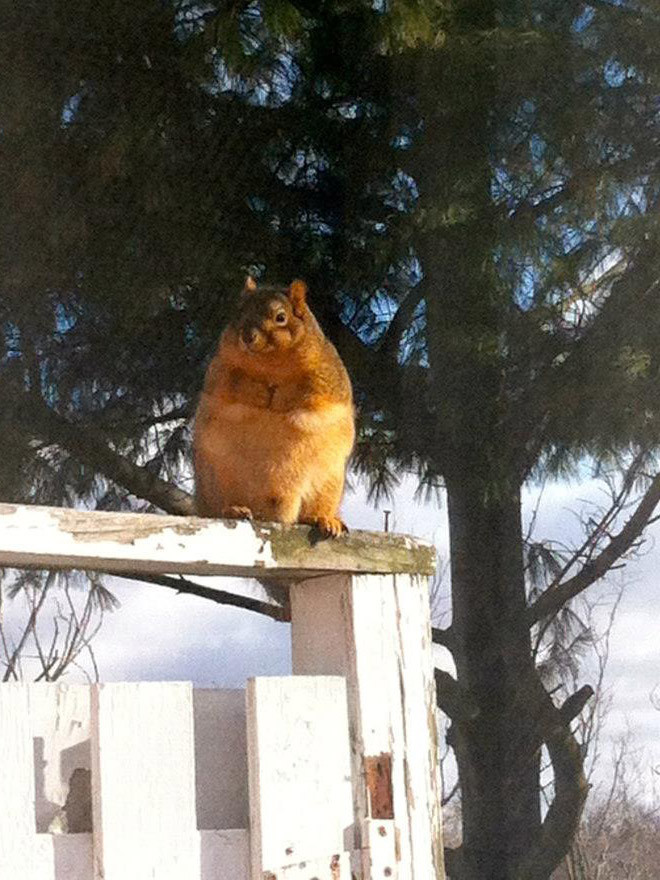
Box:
[18,393,195,516]
[319,301,454,471]
[526,471,660,624]
[377,284,426,361]
[322,302,429,397]
[513,249,658,477]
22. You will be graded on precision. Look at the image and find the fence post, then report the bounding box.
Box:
[90,682,199,880]
[246,675,354,879]
[290,572,445,880]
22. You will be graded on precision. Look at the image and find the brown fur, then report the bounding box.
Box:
[193,279,355,536]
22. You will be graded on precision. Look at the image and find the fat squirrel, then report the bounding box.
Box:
[193,277,355,536]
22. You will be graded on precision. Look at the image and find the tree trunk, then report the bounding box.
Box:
[446,470,541,879]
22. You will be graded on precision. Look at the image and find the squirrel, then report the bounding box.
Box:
[193,277,355,537]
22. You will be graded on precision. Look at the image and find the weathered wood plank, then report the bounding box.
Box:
[290,573,445,880]
[0,685,55,879]
[90,682,199,880]
[391,573,445,878]
[246,676,353,879]
[29,684,91,833]
[269,852,351,878]
[360,819,398,879]
[0,502,435,580]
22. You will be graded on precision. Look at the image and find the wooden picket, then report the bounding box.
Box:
[0,503,445,880]
[246,676,353,877]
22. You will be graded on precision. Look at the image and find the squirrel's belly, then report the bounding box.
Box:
[286,402,352,433]
[199,403,352,473]
[211,401,353,441]
[218,400,352,431]
[197,400,353,470]
[194,399,354,519]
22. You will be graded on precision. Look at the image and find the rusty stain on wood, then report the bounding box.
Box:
[364,753,394,820]
[330,853,341,879]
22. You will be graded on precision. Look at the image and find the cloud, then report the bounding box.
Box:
[92,579,291,687]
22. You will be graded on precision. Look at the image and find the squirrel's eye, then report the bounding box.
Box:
[275,311,287,325]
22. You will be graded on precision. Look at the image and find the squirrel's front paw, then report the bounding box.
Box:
[313,515,348,538]
[221,505,254,521]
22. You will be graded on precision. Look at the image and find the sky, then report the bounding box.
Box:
[4,471,659,805]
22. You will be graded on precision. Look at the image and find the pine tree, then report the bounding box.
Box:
[3,1,660,876]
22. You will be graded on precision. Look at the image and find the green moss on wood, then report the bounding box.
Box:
[265,523,436,576]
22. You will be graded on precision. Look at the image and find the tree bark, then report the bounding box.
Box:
[446,472,541,879]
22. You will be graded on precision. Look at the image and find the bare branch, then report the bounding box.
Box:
[527,471,660,625]
[0,569,113,682]
[112,571,289,621]
[558,685,595,726]
[541,450,646,595]
[432,625,454,650]
[2,573,52,681]
[0,577,12,674]
[435,668,480,722]
[441,780,460,808]
[515,675,592,879]
[26,579,49,675]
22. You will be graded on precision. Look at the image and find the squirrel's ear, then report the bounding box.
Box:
[288,279,307,315]
[243,275,258,294]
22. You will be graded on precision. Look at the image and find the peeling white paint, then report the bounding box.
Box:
[291,573,445,879]
[128,518,275,570]
[0,502,434,578]
[0,503,275,576]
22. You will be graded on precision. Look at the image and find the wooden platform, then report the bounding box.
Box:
[0,502,435,580]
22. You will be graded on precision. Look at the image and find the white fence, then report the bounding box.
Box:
[1,679,357,879]
[0,504,445,880]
